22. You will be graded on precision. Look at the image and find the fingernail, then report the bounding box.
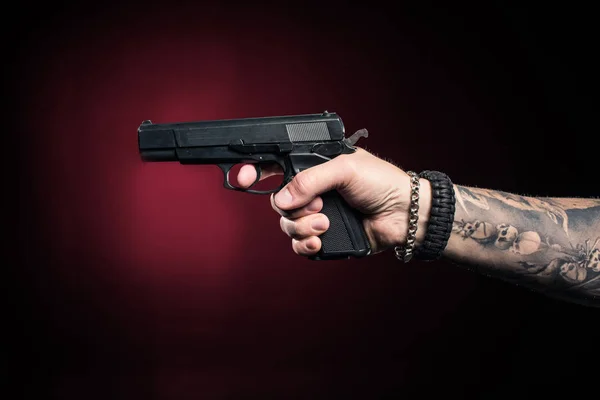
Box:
[311,218,327,231]
[306,239,317,250]
[276,188,292,206]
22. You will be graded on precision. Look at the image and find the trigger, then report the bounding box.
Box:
[253,164,262,186]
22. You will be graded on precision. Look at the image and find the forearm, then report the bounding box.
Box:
[434,185,600,306]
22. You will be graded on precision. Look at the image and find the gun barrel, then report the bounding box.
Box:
[140,149,178,162]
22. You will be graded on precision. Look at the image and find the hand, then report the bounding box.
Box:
[236,148,432,257]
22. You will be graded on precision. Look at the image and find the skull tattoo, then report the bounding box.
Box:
[495,224,518,250]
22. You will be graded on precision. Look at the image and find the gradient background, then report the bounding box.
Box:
[7,1,598,398]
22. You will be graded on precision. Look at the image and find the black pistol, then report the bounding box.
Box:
[138,111,371,261]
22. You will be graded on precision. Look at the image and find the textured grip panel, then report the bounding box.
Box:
[310,191,371,260]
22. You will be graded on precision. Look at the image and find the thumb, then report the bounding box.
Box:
[273,156,353,210]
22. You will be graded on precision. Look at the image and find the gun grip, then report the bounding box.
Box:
[309,190,371,260]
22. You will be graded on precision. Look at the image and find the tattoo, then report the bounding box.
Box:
[447,185,600,306]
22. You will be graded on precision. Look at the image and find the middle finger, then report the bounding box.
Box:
[271,194,323,218]
[280,213,330,239]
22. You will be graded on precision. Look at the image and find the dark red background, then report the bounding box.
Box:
[8,1,598,398]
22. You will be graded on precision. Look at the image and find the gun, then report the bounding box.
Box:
[138,111,371,261]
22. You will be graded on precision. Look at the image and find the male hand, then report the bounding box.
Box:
[237,148,431,257]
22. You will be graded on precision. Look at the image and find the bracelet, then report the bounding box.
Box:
[394,171,420,263]
[414,170,455,261]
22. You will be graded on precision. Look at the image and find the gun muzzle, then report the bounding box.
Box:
[138,120,178,161]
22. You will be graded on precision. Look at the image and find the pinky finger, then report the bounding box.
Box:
[291,236,321,257]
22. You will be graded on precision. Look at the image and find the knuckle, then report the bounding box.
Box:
[280,216,295,237]
[306,196,323,213]
[279,216,286,232]
[292,171,315,197]
[336,153,352,167]
[297,242,311,256]
[284,216,315,239]
[272,195,289,217]
[338,154,358,177]
[296,218,313,237]
[292,238,302,255]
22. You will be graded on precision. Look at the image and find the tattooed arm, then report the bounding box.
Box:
[236,148,598,306]
[444,185,600,306]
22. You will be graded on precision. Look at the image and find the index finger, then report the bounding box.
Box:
[236,163,284,189]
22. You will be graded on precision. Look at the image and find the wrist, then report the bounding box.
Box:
[393,170,455,263]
